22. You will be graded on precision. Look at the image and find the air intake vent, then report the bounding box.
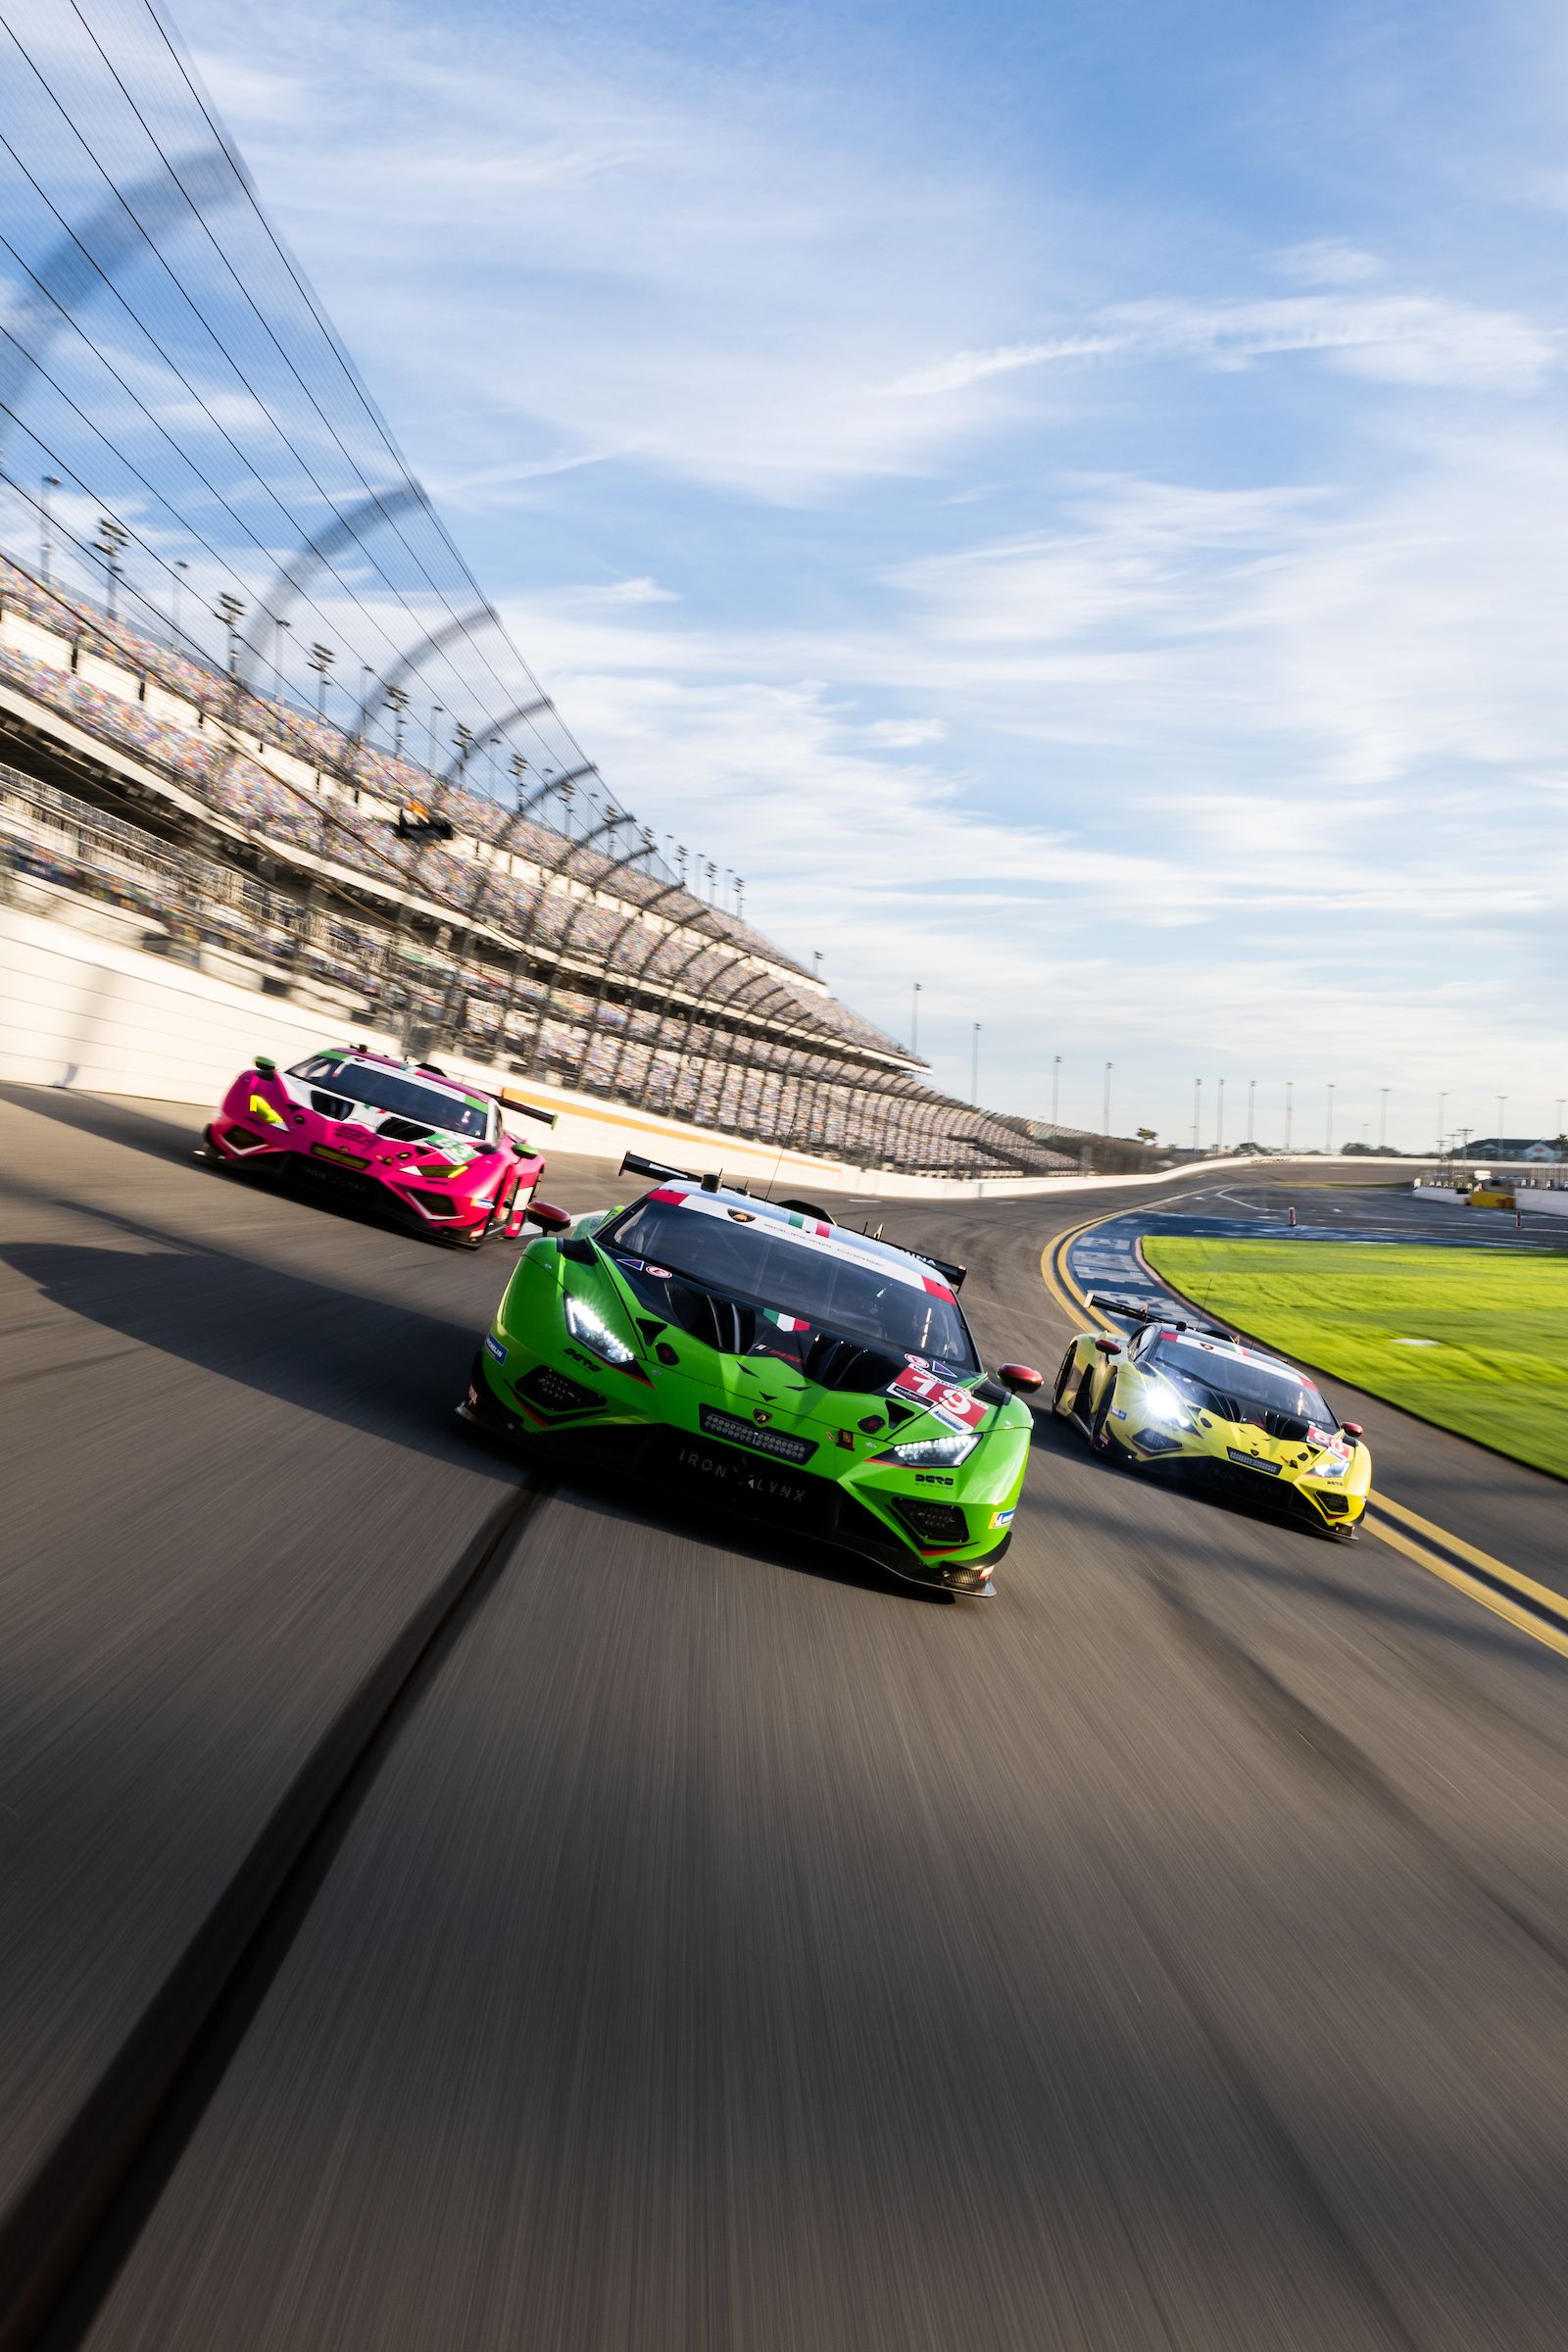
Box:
[311,1088,355,1120]
[804,1335,905,1394]
[890,1497,969,1547]
[379,1116,435,1143]
[515,1365,603,1416]
[666,1288,758,1354]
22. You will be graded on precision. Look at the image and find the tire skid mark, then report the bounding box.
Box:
[0,1477,551,2352]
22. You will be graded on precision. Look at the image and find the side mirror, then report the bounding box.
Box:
[998,1363,1044,1393]
[254,1054,277,1077]
[1094,1336,1122,1356]
[1341,1421,1364,1439]
[525,1200,573,1235]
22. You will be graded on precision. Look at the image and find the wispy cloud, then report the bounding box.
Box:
[113,0,1568,1134]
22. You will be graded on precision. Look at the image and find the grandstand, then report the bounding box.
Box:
[0,554,1082,1177]
[0,0,1095,1182]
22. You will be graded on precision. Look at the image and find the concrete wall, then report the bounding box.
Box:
[0,900,1441,1201]
[1519,1188,1568,1218]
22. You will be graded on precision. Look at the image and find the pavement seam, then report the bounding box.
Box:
[0,1475,550,2352]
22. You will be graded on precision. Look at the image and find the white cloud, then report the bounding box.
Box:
[1273,240,1386,287]
[1111,293,1555,392]
[887,337,1127,398]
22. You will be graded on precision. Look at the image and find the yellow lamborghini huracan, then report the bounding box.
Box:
[1053,1296,1371,1540]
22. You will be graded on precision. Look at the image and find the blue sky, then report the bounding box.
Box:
[159,2,1568,1138]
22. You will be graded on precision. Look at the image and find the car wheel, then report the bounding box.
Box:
[1052,1349,1077,1414]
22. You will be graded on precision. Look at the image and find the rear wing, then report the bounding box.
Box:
[618,1152,748,1196]
[1089,1292,1229,1340]
[499,1088,559,1128]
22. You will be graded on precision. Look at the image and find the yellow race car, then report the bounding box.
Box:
[1053,1295,1370,1540]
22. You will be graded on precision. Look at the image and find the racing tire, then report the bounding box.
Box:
[1052,1349,1077,1415]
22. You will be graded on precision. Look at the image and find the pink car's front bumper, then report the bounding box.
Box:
[207,1073,541,1242]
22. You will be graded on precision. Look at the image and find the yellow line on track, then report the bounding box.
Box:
[1038,1202,1568,1663]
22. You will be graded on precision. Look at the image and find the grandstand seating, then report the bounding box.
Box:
[0,554,1074,1176]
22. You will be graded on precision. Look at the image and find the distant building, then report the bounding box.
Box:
[1454,1137,1563,1162]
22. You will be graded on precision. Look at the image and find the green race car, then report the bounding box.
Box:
[1053,1294,1371,1539]
[460,1155,1043,1595]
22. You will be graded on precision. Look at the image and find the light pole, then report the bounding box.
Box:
[1247,1077,1255,1146]
[215,591,244,679]
[40,475,59,584]
[1496,1095,1506,1143]
[427,705,443,769]
[811,951,823,981]
[309,643,336,720]
[1102,1060,1112,1136]
[972,1023,982,1106]
[1379,1087,1390,1152]
[1285,1079,1294,1154]
[1215,1077,1225,1152]
[1325,1082,1336,1153]
[272,613,290,705]
[1557,1098,1565,1145]
[171,559,188,650]
[1192,1077,1201,1152]
[94,515,127,622]
[910,980,921,1053]
[1052,1054,1061,1127]
[1438,1092,1446,1154]
[385,686,409,762]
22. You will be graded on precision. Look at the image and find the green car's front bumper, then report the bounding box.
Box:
[460,1238,1031,1595]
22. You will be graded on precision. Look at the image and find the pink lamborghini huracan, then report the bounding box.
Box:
[203,1044,559,1249]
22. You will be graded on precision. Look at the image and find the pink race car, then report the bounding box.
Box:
[203,1044,563,1249]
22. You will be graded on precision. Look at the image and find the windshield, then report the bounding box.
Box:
[1150,1335,1330,1425]
[288,1056,492,1141]
[603,1197,977,1368]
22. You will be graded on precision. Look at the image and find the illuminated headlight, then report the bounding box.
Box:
[1142,1380,1192,1431]
[564,1292,635,1365]
[1311,1456,1348,1479]
[887,1430,977,1468]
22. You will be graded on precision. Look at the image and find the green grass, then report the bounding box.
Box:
[1141,1237,1568,1480]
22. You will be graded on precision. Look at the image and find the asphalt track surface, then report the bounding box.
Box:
[2,1089,1566,2352]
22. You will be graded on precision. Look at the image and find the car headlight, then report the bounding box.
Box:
[564,1292,635,1365]
[887,1430,977,1468]
[1311,1455,1348,1479]
[1141,1380,1192,1431]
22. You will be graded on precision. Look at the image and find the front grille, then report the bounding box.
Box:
[698,1407,815,1464]
[310,1088,355,1119]
[1317,1491,1350,1516]
[890,1497,970,1546]
[515,1364,604,1416]
[220,1125,269,1153]
[1226,1447,1281,1475]
[312,1143,368,1170]
[379,1115,435,1143]
[1133,1427,1184,1453]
